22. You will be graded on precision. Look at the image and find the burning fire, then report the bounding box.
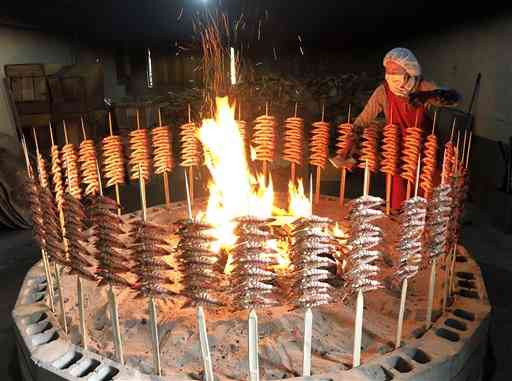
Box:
[288,180,311,217]
[198,97,313,273]
[199,97,274,251]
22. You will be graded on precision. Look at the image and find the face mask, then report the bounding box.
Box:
[385,73,417,97]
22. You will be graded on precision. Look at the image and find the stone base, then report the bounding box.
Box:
[13,242,490,381]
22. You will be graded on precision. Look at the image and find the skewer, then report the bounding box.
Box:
[338,105,353,207]
[425,258,436,329]
[383,108,396,214]
[183,168,214,381]
[62,145,91,350]
[465,132,473,170]
[138,165,162,375]
[405,110,421,200]
[107,112,122,215]
[159,108,171,205]
[313,104,328,204]
[426,147,451,328]
[444,131,460,308]
[30,129,56,314]
[395,155,423,348]
[47,125,69,335]
[249,309,259,381]
[353,161,370,367]
[95,163,125,364]
[187,105,195,203]
[303,308,313,376]
[262,102,269,183]
[291,103,299,183]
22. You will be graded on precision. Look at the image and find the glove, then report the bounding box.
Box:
[409,89,460,107]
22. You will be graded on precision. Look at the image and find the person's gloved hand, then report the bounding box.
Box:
[409,89,460,107]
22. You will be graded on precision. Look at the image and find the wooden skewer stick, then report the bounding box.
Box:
[461,130,468,168]
[315,165,321,204]
[96,162,124,364]
[80,117,87,140]
[138,164,162,376]
[303,307,313,376]
[426,258,437,329]
[77,276,87,349]
[309,172,313,212]
[30,129,56,313]
[339,168,347,207]
[396,156,422,348]
[184,168,214,381]
[385,175,392,215]
[197,306,215,381]
[47,125,69,335]
[431,110,438,135]
[53,263,68,335]
[395,278,408,349]
[353,289,364,368]
[353,161,370,367]
[442,254,450,314]
[465,132,473,170]
[63,157,89,350]
[248,309,260,381]
[449,244,458,298]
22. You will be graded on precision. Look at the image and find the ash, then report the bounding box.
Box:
[60,197,445,380]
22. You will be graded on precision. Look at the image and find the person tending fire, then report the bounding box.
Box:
[345,47,460,210]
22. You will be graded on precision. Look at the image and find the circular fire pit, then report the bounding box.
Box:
[13,195,490,381]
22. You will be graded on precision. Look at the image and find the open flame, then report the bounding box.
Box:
[199,97,274,251]
[198,97,313,274]
[288,179,312,217]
